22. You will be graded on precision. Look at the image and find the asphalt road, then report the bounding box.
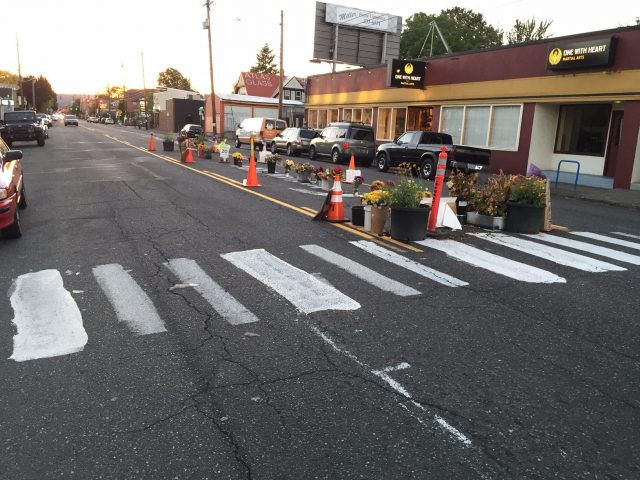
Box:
[1,121,639,479]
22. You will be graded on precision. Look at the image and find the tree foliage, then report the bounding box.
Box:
[20,75,57,112]
[250,43,278,74]
[506,17,553,44]
[400,8,503,58]
[157,68,192,91]
[0,70,19,84]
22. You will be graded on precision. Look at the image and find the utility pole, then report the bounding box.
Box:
[278,9,284,120]
[141,52,148,129]
[16,35,23,108]
[121,62,126,123]
[31,80,36,111]
[204,0,217,137]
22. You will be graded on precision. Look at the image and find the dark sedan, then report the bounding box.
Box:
[270,127,319,156]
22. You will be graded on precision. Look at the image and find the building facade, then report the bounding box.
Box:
[306,26,640,189]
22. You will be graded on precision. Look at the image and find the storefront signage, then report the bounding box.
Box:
[390,59,426,89]
[547,37,616,70]
[325,3,399,34]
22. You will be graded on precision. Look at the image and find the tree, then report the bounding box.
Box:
[157,68,192,90]
[507,17,553,44]
[250,43,277,73]
[0,70,19,85]
[400,8,503,58]
[20,75,57,112]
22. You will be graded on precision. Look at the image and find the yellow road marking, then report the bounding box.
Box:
[104,134,423,251]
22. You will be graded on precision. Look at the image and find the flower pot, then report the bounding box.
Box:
[284,170,290,177]
[390,206,430,241]
[455,198,468,225]
[162,140,174,152]
[233,158,239,166]
[320,179,331,191]
[370,206,389,235]
[267,162,276,174]
[363,205,372,232]
[205,151,212,159]
[505,201,544,234]
[297,171,311,182]
[351,205,365,226]
[467,211,505,230]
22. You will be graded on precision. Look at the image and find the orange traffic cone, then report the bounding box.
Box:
[347,154,356,171]
[148,133,156,151]
[326,174,346,222]
[183,147,195,163]
[243,149,261,187]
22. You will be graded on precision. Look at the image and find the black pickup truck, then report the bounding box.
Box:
[375,131,490,179]
[0,110,46,148]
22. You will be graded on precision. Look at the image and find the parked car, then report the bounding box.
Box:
[179,124,203,138]
[64,115,79,126]
[235,117,287,150]
[0,110,46,147]
[104,117,114,125]
[270,127,319,156]
[0,138,26,239]
[39,119,49,139]
[308,122,375,166]
[36,113,52,127]
[87,116,98,123]
[375,131,491,179]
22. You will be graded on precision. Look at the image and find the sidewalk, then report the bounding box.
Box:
[551,183,640,209]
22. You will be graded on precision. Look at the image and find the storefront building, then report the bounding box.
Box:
[306,26,640,189]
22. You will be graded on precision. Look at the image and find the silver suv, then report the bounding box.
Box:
[308,122,375,166]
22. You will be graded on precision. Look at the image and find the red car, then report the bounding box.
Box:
[0,138,26,239]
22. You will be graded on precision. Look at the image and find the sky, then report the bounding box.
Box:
[1,0,637,96]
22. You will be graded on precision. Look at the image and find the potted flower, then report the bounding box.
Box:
[294,162,313,182]
[361,188,390,235]
[446,169,479,225]
[231,151,244,166]
[265,153,279,174]
[388,173,432,241]
[468,171,514,230]
[315,168,332,191]
[505,175,547,233]
[330,166,345,181]
[283,159,294,176]
[163,133,175,152]
[352,175,365,196]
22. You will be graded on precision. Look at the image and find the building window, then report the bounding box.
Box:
[307,108,338,128]
[555,104,611,156]
[376,107,407,140]
[341,108,373,125]
[284,90,291,100]
[441,104,521,150]
[295,90,302,100]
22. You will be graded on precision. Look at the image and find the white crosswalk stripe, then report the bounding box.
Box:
[529,233,640,266]
[611,232,640,240]
[350,240,468,287]
[9,270,88,362]
[300,244,421,296]
[416,239,566,284]
[93,264,167,335]
[165,258,259,325]
[221,248,360,313]
[471,233,626,272]
[570,232,640,251]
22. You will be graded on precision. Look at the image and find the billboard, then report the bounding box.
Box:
[312,2,402,68]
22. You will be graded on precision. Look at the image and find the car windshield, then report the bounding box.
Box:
[300,130,317,139]
[65,115,77,119]
[4,112,36,123]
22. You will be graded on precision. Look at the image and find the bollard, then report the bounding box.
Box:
[427,146,448,232]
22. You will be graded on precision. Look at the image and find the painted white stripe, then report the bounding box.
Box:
[92,264,166,335]
[221,249,360,313]
[416,239,566,284]
[165,258,259,325]
[529,233,640,266]
[350,240,468,287]
[9,270,88,362]
[300,244,420,296]
[570,231,640,251]
[372,367,412,398]
[471,233,626,272]
[612,232,640,240]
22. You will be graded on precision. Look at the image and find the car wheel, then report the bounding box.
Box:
[376,153,389,172]
[2,210,23,239]
[235,138,241,148]
[421,158,436,180]
[18,183,27,210]
[37,137,45,147]
[286,144,293,157]
[271,142,278,154]
[308,145,317,160]
[331,149,341,164]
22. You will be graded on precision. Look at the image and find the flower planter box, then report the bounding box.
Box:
[467,211,505,230]
[267,162,276,174]
[505,202,544,234]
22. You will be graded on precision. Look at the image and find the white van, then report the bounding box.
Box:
[235,117,287,149]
